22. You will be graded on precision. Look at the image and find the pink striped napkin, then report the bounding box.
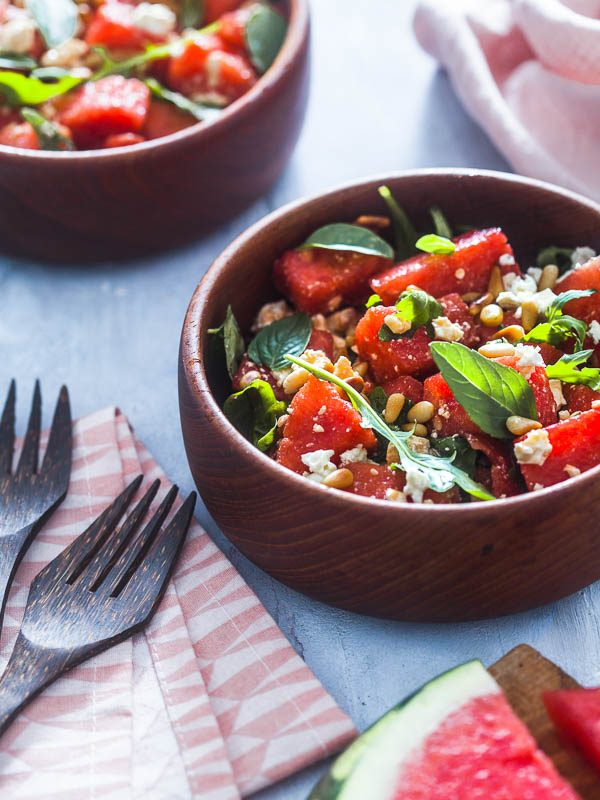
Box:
[0,408,355,799]
[414,0,600,201]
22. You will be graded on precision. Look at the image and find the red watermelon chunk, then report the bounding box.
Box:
[204,0,244,23]
[276,377,377,474]
[515,409,600,490]
[465,434,522,498]
[544,688,600,776]
[345,463,459,504]
[494,353,558,427]
[274,248,390,315]
[381,376,424,405]
[556,256,600,325]
[424,372,482,438]
[142,99,196,140]
[565,384,600,413]
[370,228,517,304]
[85,1,170,51]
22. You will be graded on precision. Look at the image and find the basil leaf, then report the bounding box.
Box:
[536,245,573,274]
[378,288,442,341]
[416,234,456,255]
[248,312,311,371]
[0,52,37,70]
[546,350,600,391]
[25,0,78,48]
[429,206,453,239]
[525,290,596,350]
[429,341,537,439]
[207,305,245,380]
[21,107,73,150]
[286,354,494,501]
[0,70,82,107]
[181,0,205,28]
[365,293,382,309]
[434,436,478,480]
[224,379,286,452]
[246,3,287,74]
[302,223,394,260]
[377,184,418,260]
[145,78,222,122]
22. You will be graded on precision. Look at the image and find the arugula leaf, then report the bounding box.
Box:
[416,233,456,255]
[377,184,419,260]
[429,206,453,239]
[21,107,74,150]
[434,436,478,480]
[181,0,205,28]
[378,288,442,341]
[0,53,38,70]
[524,290,595,351]
[224,379,286,451]
[25,0,78,48]
[207,305,245,380]
[285,355,494,500]
[546,350,600,391]
[0,70,82,107]
[429,341,537,439]
[549,289,596,315]
[365,293,382,308]
[246,3,287,74]
[248,312,311,371]
[145,78,222,122]
[536,245,573,274]
[301,223,394,260]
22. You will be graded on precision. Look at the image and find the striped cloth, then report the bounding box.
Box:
[0,408,355,799]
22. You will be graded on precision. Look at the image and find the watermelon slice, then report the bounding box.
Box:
[544,688,600,776]
[310,661,581,800]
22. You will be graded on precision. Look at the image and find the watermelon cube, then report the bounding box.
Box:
[204,0,244,23]
[465,433,522,498]
[565,384,600,413]
[85,2,170,51]
[380,375,424,405]
[544,688,600,776]
[556,256,600,325]
[142,99,196,140]
[346,462,459,504]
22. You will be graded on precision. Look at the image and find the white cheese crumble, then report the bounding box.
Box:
[564,464,581,478]
[403,466,430,503]
[312,424,324,434]
[301,449,336,483]
[340,445,368,465]
[526,267,542,285]
[498,273,556,315]
[514,343,544,370]
[499,253,515,266]
[589,320,600,346]
[385,488,407,503]
[131,2,176,36]
[571,246,596,268]
[514,429,552,466]
[432,316,464,342]
[0,11,37,54]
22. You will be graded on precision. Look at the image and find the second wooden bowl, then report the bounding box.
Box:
[179,169,600,622]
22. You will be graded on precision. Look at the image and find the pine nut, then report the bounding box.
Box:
[311,313,328,331]
[345,331,356,348]
[559,410,571,420]
[384,392,406,423]
[521,300,538,333]
[384,314,411,335]
[478,341,516,358]
[322,468,354,489]
[402,422,428,437]
[354,214,390,229]
[492,325,525,344]
[345,375,365,392]
[407,401,435,424]
[538,264,559,291]
[479,303,504,327]
[326,307,357,334]
[386,443,400,464]
[461,292,480,303]
[353,360,369,377]
[332,334,347,360]
[506,415,542,435]
[488,265,504,298]
[282,368,310,394]
[408,435,430,454]
[239,370,261,388]
[469,292,494,316]
[549,379,566,408]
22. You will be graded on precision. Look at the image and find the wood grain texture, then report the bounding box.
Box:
[491,645,600,799]
[179,170,600,622]
[0,1,310,263]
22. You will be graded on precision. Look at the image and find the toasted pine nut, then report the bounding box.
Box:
[402,422,428,437]
[488,265,504,298]
[461,292,480,303]
[322,468,354,489]
[386,443,400,464]
[282,368,309,394]
[559,410,571,420]
[521,300,538,333]
[478,341,516,358]
[350,344,359,354]
[311,313,328,331]
[468,292,494,316]
[384,392,406,424]
[239,370,261,388]
[345,375,365,392]
[384,314,411,335]
[354,214,390,229]
[479,303,504,327]
[385,488,406,502]
[332,334,347,360]
[492,325,525,344]
[538,264,559,291]
[407,401,435,424]
[408,435,430,454]
[549,379,566,408]
[506,415,542,435]
[345,330,356,347]
[326,307,358,334]
[326,295,343,312]
[354,360,369,378]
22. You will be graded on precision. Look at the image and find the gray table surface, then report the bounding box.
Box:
[2,1,600,798]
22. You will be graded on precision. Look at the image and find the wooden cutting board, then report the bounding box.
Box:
[490,645,600,799]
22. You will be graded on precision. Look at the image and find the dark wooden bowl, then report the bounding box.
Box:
[179,169,600,622]
[0,0,309,262]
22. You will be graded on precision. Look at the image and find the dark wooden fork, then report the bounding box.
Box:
[0,380,72,632]
[0,475,196,736]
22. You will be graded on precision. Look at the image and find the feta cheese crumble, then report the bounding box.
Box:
[589,320,600,346]
[131,3,176,36]
[497,273,556,315]
[571,246,596,268]
[432,316,464,342]
[403,465,430,503]
[385,488,407,503]
[514,344,544,378]
[514,429,552,466]
[312,424,324,433]
[340,445,368,465]
[499,253,515,266]
[301,450,336,483]
[0,11,36,54]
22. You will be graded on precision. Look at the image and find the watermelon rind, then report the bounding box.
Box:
[308,660,499,800]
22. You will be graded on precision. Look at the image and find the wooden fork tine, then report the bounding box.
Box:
[40,386,72,489]
[15,381,41,478]
[0,380,16,475]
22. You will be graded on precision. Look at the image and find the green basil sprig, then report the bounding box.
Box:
[181,0,205,28]
[429,206,453,239]
[285,354,494,501]
[377,185,419,261]
[26,0,78,48]
[546,350,600,391]
[145,78,223,121]
[378,288,442,342]
[208,305,245,380]
[0,70,83,107]
[429,341,537,439]
[536,245,573,274]
[246,4,287,74]
[434,436,478,480]
[301,223,394,260]
[524,290,596,351]
[224,379,286,451]
[21,107,73,150]
[416,233,456,255]
[248,312,311,371]
[0,53,38,70]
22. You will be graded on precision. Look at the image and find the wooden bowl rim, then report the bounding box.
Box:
[0,0,308,162]
[182,167,600,517]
